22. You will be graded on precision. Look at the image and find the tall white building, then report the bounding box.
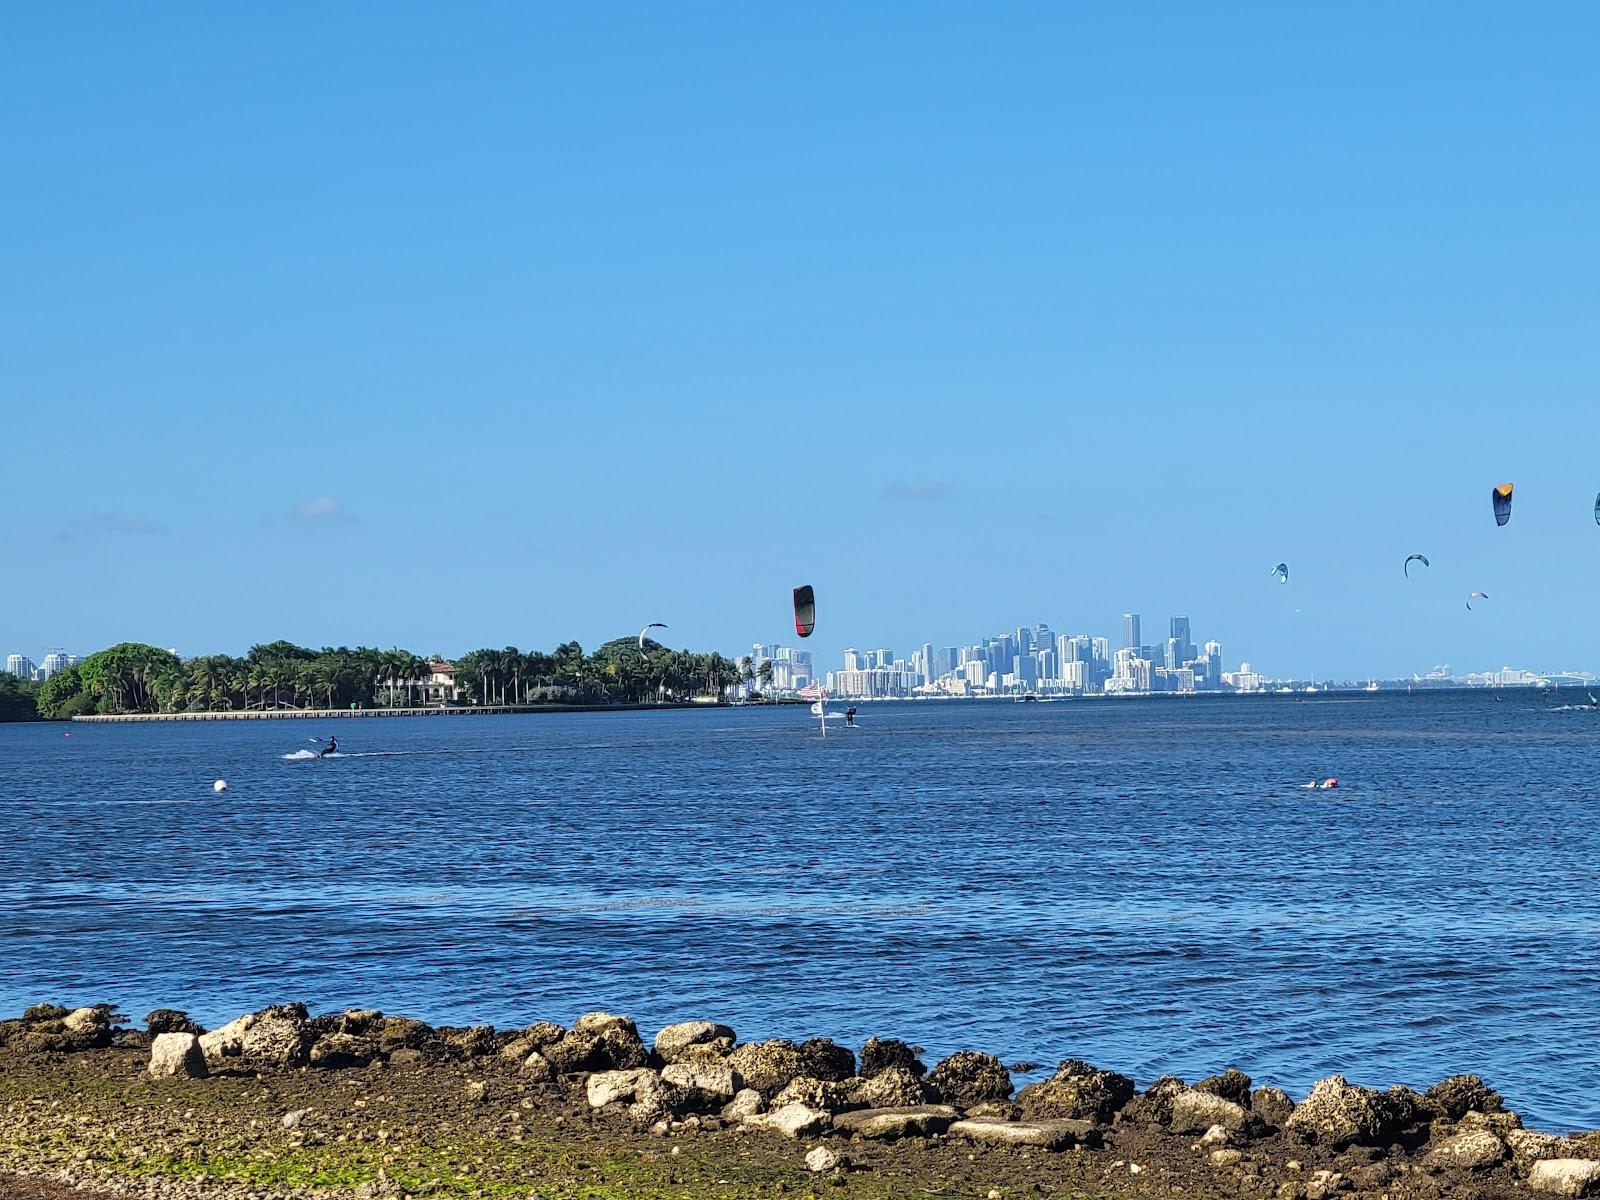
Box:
[7,654,36,680]
[37,651,80,680]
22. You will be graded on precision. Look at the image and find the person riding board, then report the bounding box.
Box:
[845,706,857,727]
[319,736,337,757]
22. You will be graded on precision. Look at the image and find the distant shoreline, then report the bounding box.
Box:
[69,701,724,723]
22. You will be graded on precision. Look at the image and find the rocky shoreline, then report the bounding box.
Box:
[3,1002,1598,1200]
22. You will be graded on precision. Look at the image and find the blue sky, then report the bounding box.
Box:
[5,3,1599,677]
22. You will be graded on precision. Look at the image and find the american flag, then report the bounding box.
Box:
[797,684,828,700]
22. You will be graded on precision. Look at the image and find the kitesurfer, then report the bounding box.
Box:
[319,736,338,757]
[845,706,857,727]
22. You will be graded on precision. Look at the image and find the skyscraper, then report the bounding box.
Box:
[1090,637,1111,686]
[6,654,35,680]
[39,651,78,679]
[1169,616,1192,660]
[1123,613,1140,649]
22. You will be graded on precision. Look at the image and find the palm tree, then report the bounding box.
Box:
[757,659,774,697]
[403,654,429,706]
[738,655,755,700]
[503,647,522,707]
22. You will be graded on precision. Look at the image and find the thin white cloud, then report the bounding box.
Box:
[881,481,956,502]
[53,513,166,543]
[291,496,349,522]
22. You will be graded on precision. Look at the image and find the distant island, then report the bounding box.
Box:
[5,639,749,721]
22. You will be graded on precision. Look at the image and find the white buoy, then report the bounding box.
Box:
[213,779,228,793]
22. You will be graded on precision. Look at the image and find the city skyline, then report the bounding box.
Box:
[744,606,1595,699]
[8,617,1594,697]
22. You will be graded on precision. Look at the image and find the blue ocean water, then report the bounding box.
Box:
[3,692,1598,1129]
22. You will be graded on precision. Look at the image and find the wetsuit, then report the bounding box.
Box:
[321,737,337,757]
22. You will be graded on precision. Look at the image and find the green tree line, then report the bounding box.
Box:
[27,637,741,719]
[0,674,37,721]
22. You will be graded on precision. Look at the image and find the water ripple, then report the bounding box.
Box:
[3,691,1599,1129]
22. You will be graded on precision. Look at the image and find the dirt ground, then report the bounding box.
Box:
[0,1043,1548,1200]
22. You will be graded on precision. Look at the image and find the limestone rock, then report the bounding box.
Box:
[375,1016,435,1056]
[521,1052,553,1084]
[1121,1075,1187,1125]
[1253,1086,1295,1127]
[654,1021,734,1062]
[498,1036,535,1061]
[1284,1075,1401,1147]
[849,1067,927,1109]
[949,1115,1096,1151]
[148,1033,208,1079]
[1195,1067,1253,1106]
[804,1145,843,1173]
[721,1088,764,1121]
[773,1074,858,1114]
[1528,1159,1600,1197]
[625,1073,693,1126]
[522,1020,565,1048]
[545,1018,651,1075]
[1380,1083,1426,1130]
[728,1039,806,1096]
[574,1011,638,1038]
[1170,1088,1248,1133]
[662,1060,741,1103]
[308,1032,379,1068]
[144,1009,205,1038]
[438,1025,497,1060]
[586,1067,659,1109]
[927,1051,1012,1107]
[833,1104,959,1141]
[198,1004,312,1070]
[332,1008,384,1035]
[500,1022,565,1060]
[1453,1108,1523,1137]
[744,1101,829,1139]
[14,1004,115,1053]
[858,1036,926,1079]
[1016,1059,1134,1122]
[1423,1128,1506,1171]
[1211,1148,1244,1167]
[1424,1074,1503,1120]
[62,1007,104,1034]
[1509,1128,1572,1169]
[798,1037,856,1082]
[1304,1169,1344,1200]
